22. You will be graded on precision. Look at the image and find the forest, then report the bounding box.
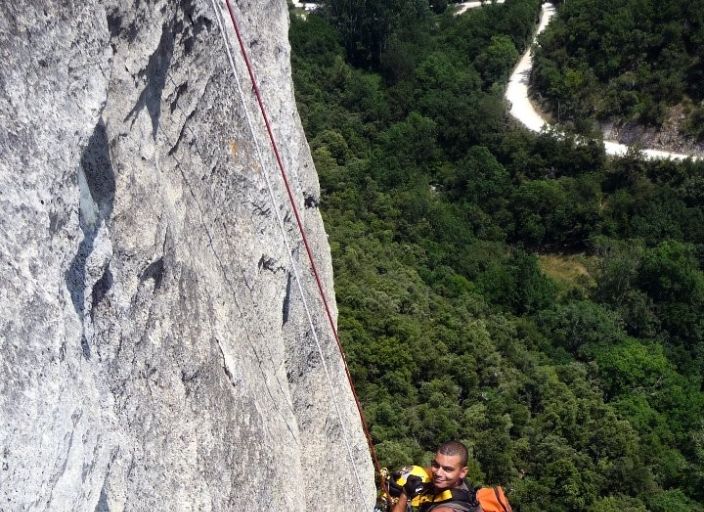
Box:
[531,0,704,139]
[289,0,704,510]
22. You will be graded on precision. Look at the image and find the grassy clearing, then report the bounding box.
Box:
[538,253,596,295]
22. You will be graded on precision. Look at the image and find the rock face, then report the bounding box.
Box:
[0,0,375,510]
[601,111,704,157]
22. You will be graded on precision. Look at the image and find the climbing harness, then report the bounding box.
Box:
[210,0,386,507]
[391,481,478,512]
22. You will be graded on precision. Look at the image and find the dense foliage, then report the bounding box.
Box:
[289,1,704,509]
[531,0,704,139]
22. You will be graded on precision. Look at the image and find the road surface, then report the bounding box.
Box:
[495,2,700,161]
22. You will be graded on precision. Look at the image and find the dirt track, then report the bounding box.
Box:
[497,2,700,161]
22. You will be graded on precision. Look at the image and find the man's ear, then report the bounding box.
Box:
[460,466,468,480]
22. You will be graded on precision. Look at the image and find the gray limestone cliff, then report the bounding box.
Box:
[0,0,375,510]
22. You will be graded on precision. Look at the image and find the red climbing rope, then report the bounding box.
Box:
[223,0,385,489]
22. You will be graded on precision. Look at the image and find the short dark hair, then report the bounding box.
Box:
[437,441,468,466]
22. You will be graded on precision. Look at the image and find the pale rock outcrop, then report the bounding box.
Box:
[0,0,375,510]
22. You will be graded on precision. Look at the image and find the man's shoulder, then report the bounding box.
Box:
[427,483,481,512]
[429,505,481,512]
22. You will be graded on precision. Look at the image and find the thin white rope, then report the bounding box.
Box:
[209,0,367,507]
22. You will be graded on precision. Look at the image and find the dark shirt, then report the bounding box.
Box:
[419,482,481,512]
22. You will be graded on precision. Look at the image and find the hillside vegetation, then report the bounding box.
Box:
[290,1,704,510]
[531,0,704,140]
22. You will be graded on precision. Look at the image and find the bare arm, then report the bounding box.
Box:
[391,493,408,512]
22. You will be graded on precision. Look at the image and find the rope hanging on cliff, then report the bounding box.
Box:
[212,0,368,502]
[211,0,385,502]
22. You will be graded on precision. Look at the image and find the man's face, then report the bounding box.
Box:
[430,452,468,490]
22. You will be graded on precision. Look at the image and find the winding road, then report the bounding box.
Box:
[460,1,700,161]
[455,0,505,15]
[291,0,320,11]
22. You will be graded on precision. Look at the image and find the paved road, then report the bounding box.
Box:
[497,2,700,161]
[291,0,320,11]
[455,0,505,15]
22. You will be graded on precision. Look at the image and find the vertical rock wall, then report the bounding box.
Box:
[0,0,375,510]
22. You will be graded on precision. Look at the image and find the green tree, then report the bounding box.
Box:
[637,241,704,343]
[538,301,625,358]
[326,0,431,68]
[587,496,647,512]
[474,35,519,86]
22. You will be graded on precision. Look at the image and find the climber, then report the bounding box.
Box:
[390,441,477,512]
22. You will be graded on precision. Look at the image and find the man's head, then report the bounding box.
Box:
[430,441,468,490]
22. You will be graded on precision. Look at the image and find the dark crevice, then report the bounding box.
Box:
[65,120,115,360]
[90,267,113,320]
[167,109,196,156]
[169,82,188,113]
[122,0,214,138]
[258,255,286,274]
[181,0,212,38]
[66,236,94,325]
[94,449,119,512]
[251,201,272,217]
[178,0,214,56]
[181,368,200,383]
[80,334,91,360]
[216,339,235,383]
[82,121,116,218]
[95,482,110,512]
[304,192,319,209]
[106,6,139,42]
[140,257,165,290]
[124,20,176,139]
[49,211,67,234]
[181,0,198,23]
[282,273,292,325]
[106,10,122,37]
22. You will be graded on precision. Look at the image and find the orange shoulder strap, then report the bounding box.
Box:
[475,486,512,512]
